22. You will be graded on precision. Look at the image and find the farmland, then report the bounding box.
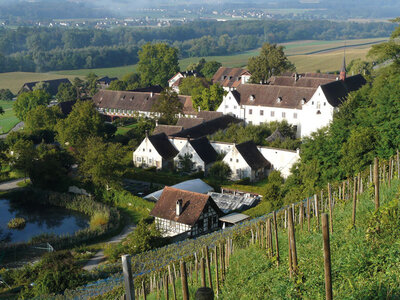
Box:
[0,37,386,94]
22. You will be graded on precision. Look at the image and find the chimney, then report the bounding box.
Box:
[150,92,154,97]
[198,106,201,112]
[155,119,158,127]
[145,130,149,138]
[176,199,183,216]
[294,73,298,82]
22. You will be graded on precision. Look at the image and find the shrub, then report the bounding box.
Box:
[90,212,110,229]
[7,217,26,229]
[209,161,232,182]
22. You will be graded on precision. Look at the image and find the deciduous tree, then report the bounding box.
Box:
[152,88,183,125]
[13,90,51,121]
[248,43,295,83]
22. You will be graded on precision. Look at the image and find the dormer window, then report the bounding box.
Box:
[120,95,125,100]
[301,98,306,105]
[249,95,255,101]
[276,97,282,103]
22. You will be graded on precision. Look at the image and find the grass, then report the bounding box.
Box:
[221,180,400,299]
[115,123,138,135]
[0,100,20,134]
[0,73,79,94]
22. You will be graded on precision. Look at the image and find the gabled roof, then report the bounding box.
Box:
[172,115,242,139]
[150,186,223,226]
[197,111,223,121]
[212,67,250,88]
[22,78,71,96]
[145,179,214,201]
[268,76,334,88]
[169,70,201,82]
[176,118,204,129]
[92,90,195,115]
[148,133,179,160]
[97,76,118,85]
[58,100,77,115]
[189,137,218,164]
[235,84,316,109]
[265,129,284,143]
[129,85,163,93]
[236,141,271,170]
[320,74,366,107]
[153,125,183,136]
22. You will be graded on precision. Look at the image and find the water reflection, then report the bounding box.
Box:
[0,199,89,243]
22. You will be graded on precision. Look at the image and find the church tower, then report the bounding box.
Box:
[340,44,346,81]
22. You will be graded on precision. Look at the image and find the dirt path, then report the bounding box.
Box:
[0,121,24,139]
[83,223,136,271]
[0,178,28,191]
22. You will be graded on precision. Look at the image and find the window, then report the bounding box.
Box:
[149,149,151,152]
[249,109,252,115]
[312,101,314,105]
[236,159,239,163]
[324,102,326,106]
[260,110,264,116]
[271,111,275,117]
[137,157,141,162]
[293,113,297,119]
[143,148,145,152]
[230,158,232,162]
[149,158,152,164]
[317,102,321,109]
[282,112,286,118]
[234,106,237,109]
[225,105,228,109]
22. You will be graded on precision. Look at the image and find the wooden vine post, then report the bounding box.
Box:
[214,246,219,296]
[389,159,392,187]
[307,198,311,232]
[168,265,177,300]
[273,211,280,267]
[204,246,213,290]
[164,274,169,300]
[122,255,135,300]
[288,207,298,274]
[180,261,189,300]
[328,183,333,234]
[299,203,304,230]
[322,214,333,300]
[315,194,320,229]
[352,176,357,228]
[374,157,380,211]
[200,257,206,287]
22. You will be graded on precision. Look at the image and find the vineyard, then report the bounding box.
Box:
[45,151,400,299]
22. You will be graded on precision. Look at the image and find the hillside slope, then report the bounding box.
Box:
[221,180,400,299]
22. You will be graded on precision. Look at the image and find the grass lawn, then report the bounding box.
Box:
[0,100,20,134]
[115,123,138,135]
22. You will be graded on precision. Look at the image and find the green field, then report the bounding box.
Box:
[0,100,20,134]
[115,123,138,135]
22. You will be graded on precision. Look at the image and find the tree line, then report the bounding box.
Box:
[0,19,395,73]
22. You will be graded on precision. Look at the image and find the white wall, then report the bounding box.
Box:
[133,137,164,169]
[217,91,243,118]
[210,141,234,155]
[174,141,206,172]
[300,86,335,137]
[169,138,188,151]
[223,146,253,181]
[258,147,300,178]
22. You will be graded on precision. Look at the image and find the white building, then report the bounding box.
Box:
[92,90,196,120]
[223,141,271,182]
[174,137,218,174]
[133,132,178,170]
[211,141,300,179]
[150,187,223,237]
[211,67,251,91]
[217,74,366,137]
[168,71,201,93]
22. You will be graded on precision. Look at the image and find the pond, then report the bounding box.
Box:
[0,199,89,244]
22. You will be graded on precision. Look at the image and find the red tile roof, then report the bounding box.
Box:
[150,187,223,226]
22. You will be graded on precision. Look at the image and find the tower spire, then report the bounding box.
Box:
[340,41,346,81]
